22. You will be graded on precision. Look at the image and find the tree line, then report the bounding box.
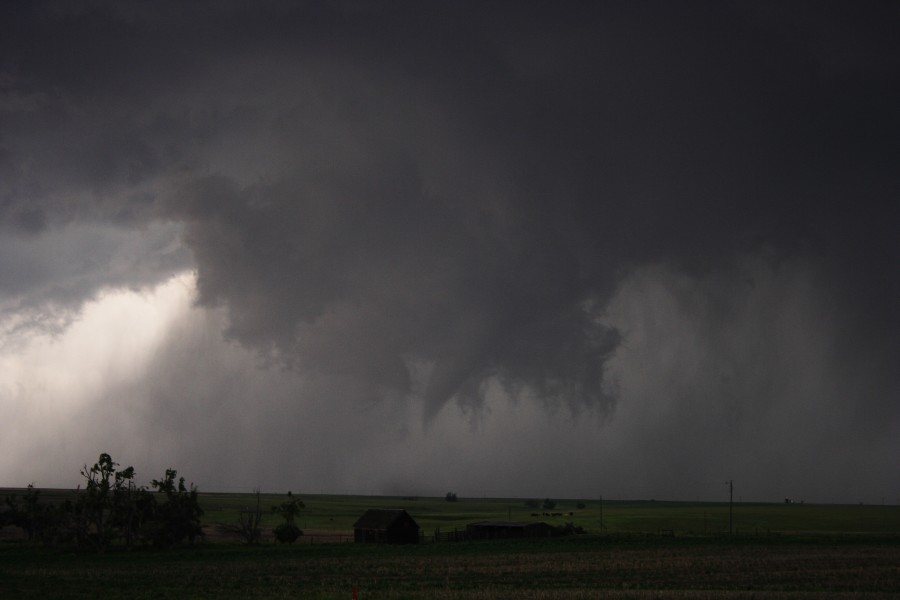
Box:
[1,453,202,551]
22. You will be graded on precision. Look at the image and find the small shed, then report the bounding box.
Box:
[466,521,553,540]
[353,509,420,544]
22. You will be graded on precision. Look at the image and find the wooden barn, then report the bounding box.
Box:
[466,521,553,540]
[353,509,420,544]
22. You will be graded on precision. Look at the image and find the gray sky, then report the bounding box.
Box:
[1,1,898,503]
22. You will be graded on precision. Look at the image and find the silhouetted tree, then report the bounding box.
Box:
[75,453,137,550]
[272,491,304,543]
[4,453,202,551]
[149,468,204,548]
[3,485,52,542]
[219,488,264,544]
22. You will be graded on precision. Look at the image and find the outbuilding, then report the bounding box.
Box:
[466,521,554,540]
[353,509,420,544]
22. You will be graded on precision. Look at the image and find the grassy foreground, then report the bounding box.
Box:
[2,534,899,599]
[2,492,899,598]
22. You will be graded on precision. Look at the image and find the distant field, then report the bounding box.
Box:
[3,490,899,598]
[196,491,900,539]
[4,488,899,538]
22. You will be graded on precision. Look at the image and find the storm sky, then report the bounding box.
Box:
[1,1,898,503]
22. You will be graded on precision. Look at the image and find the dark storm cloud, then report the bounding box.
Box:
[163,1,899,419]
[2,1,898,433]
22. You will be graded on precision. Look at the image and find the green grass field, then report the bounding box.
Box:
[2,490,899,598]
[197,491,900,537]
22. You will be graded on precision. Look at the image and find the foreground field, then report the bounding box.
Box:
[2,534,898,599]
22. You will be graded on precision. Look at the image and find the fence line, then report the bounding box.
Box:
[298,534,353,544]
[429,528,468,543]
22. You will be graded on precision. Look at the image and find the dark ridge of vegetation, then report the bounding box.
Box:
[1,453,202,551]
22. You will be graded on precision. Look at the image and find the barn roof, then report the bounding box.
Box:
[353,509,416,530]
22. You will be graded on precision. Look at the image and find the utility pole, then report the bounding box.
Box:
[728,480,733,536]
[599,495,603,532]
